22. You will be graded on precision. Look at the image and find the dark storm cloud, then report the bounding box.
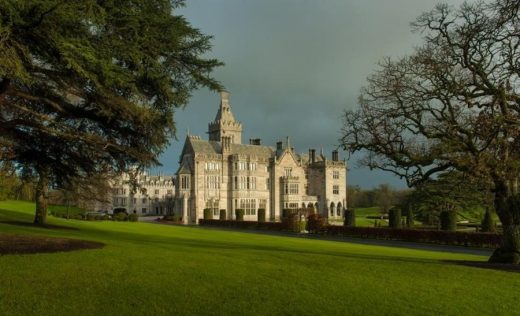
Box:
[154,0,467,188]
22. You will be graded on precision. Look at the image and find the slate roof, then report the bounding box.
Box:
[189,138,275,158]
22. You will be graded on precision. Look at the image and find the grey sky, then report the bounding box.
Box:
[153,0,466,189]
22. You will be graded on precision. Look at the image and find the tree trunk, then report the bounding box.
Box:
[489,180,520,264]
[33,168,50,225]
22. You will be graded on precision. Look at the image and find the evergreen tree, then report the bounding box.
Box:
[0,0,222,224]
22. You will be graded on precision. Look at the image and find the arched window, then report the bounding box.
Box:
[330,202,335,217]
[337,202,342,216]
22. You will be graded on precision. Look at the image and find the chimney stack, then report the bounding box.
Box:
[249,138,261,145]
[332,150,339,161]
[310,149,316,163]
[276,141,283,151]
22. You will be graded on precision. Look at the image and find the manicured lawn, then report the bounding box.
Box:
[0,200,519,315]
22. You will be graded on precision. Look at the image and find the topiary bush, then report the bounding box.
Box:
[481,208,496,232]
[128,213,139,222]
[344,209,355,227]
[282,213,300,232]
[307,213,326,233]
[440,211,456,231]
[219,209,226,221]
[203,208,212,220]
[235,209,244,221]
[389,208,402,228]
[406,208,414,228]
[257,208,266,222]
[113,212,128,221]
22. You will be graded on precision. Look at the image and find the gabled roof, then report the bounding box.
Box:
[182,137,275,158]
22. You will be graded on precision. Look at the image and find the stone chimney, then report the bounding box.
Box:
[309,149,316,163]
[332,150,339,161]
[249,138,261,145]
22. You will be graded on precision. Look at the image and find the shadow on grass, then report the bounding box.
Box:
[0,209,500,272]
[444,260,520,274]
[0,220,79,231]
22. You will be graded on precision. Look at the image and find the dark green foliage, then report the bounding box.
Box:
[307,213,326,233]
[162,215,176,221]
[257,208,266,222]
[128,213,139,222]
[388,208,401,228]
[282,209,291,219]
[203,208,212,220]
[440,211,456,231]
[406,208,414,228]
[344,209,356,227]
[235,209,244,221]
[113,212,128,222]
[481,208,495,232]
[0,0,222,225]
[282,213,300,232]
[219,209,226,221]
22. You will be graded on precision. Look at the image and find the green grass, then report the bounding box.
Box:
[0,200,519,315]
[354,206,386,227]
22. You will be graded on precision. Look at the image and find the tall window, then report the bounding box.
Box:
[333,171,340,179]
[181,176,190,190]
[289,183,298,194]
[284,168,292,177]
[240,199,257,215]
[333,185,339,195]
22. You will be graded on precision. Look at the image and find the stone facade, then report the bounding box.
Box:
[174,91,347,224]
[109,171,175,215]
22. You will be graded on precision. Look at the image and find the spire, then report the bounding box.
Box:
[208,91,243,144]
[213,91,237,123]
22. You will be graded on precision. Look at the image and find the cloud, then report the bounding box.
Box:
[155,0,467,189]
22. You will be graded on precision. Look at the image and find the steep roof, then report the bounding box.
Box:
[188,137,275,158]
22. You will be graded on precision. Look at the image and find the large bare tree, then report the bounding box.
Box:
[341,0,520,263]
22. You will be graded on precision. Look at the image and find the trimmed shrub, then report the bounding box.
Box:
[282,213,300,232]
[307,213,326,233]
[114,212,128,221]
[235,209,244,221]
[406,208,414,228]
[219,209,226,221]
[162,215,175,221]
[282,209,291,219]
[440,211,456,231]
[203,208,212,220]
[344,209,355,227]
[389,208,402,228]
[128,213,139,222]
[258,208,266,222]
[481,208,495,232]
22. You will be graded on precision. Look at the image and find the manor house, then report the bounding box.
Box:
[174,91,347,224]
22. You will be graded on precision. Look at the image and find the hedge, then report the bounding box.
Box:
[322,226,501,248]
[200,219,286,231]
[198,219,502,248]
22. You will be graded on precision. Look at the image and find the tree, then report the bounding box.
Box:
[341,0,520,263]
[0,1,222,225]
[405,171,492,225]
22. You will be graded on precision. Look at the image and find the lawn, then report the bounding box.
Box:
[0,200,519,315]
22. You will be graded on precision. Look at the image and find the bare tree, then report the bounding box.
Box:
[341,0,520,263]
